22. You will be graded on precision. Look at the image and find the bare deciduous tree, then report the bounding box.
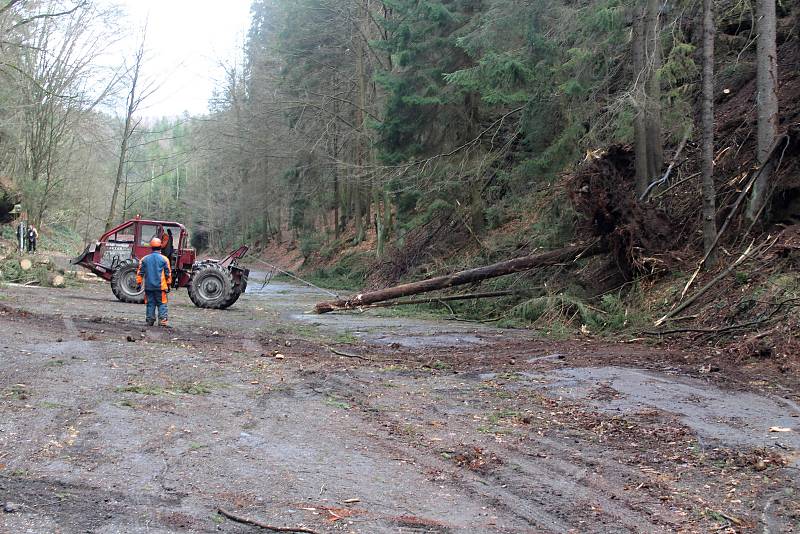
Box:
[105,30,159,231]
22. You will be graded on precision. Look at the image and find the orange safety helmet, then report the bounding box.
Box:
[149,237,162,248]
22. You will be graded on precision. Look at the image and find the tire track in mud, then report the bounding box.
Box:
[0,474,183,532]
[306,376,573,532]
[300,369,675,533]
[0,323,179,532]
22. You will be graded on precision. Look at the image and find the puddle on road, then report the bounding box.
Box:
[247,275,513,348]
[545,366,800,455]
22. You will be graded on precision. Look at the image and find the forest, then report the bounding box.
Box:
[0,0,799,332]
[2,2,800,532]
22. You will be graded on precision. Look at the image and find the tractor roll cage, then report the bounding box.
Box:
[101,218,188,250]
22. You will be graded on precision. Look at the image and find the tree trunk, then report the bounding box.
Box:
[315,243,603,313]
[644,0,663,180]
[121,171,129,221]
[701,0,718,267]
[105,41,144,232]
[352,0,369,245]
[746,0,779,222]
[632,8,649,197]
[331,73,341,240]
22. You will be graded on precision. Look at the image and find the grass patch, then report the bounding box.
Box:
[173,381,214,395]
[324,396,351,410]
[429,360,451,371]
[488,410,520,424]
[275,323,320,339]
[117,384,164,396]
[116,381,216,396]
[334,331,358,344]
[5,384,30,400]
[39,401,62,409]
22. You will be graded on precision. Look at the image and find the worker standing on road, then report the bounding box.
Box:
[136,237,172,327]
[27,225,38,253]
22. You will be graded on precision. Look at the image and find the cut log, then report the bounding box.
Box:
[49,274,65,287]
[315,243,602,313]
[19,258,32,271]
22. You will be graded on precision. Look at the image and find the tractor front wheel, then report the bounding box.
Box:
[188,263,238,309]
[110,259,145,304]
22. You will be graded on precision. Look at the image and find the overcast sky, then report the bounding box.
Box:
[108,0,253,118]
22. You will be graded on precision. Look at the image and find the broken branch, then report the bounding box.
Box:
[681,134,790,298]
[655,240,763,326]
[216,508,319,534]
[326,345,372,361]
[640,132,690,202]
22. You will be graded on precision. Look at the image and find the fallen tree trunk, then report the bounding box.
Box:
[361,289,526,309]
[315,243,602,313]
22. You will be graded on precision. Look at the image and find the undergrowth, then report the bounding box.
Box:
[0,258,51,286]
[307,251,372,291]
[39,224,83,255]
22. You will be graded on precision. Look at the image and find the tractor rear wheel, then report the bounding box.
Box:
[188,263,238,309]
[111,259,145,304]
[219,269,248,309]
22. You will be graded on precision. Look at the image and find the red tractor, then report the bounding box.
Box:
[72,217,249,309]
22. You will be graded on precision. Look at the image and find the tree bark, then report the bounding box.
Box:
[315,243,603,313]
[632,8,649,197]
[331,72,341,240]
[701,0,718,267]
[352,0,370,245]
[644,0,663,180]
[746,0,779,222]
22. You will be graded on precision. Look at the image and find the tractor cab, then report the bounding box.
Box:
[73,217,248,309]
[74,218,194,283]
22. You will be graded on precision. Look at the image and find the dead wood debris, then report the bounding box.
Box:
[569,145,678,279]
[216,508,319,534]
[326,345,373,361]
[680,134,792,297]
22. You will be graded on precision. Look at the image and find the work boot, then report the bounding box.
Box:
[159,319,169,327]
[146,318,155,326]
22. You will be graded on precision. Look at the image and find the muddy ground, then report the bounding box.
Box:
[0,276,798,533]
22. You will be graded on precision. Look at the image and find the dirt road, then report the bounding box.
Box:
[1,278,798,533]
